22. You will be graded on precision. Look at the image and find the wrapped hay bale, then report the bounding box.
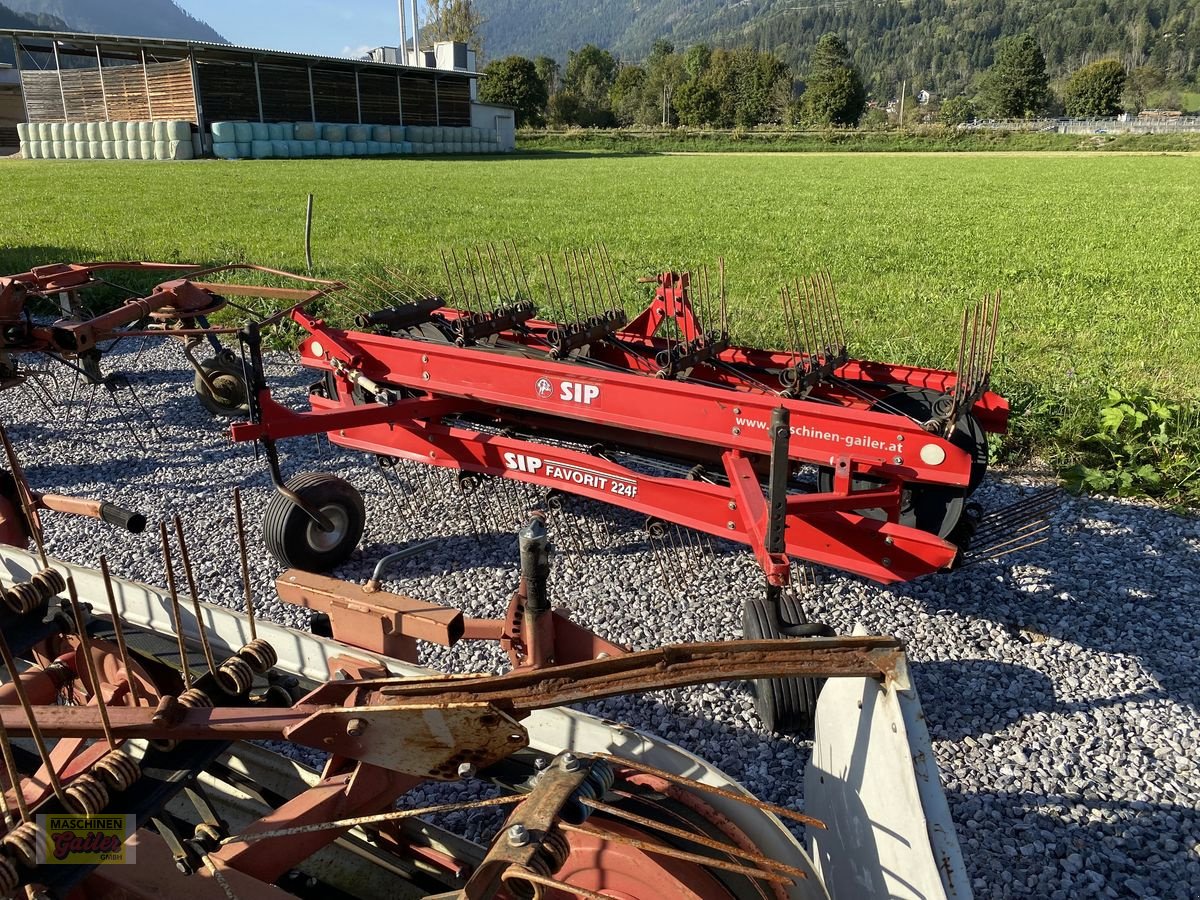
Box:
[365,140,382,155]
[391,125,408,142]
[323,124,346,142]
[251,122,269,141]
[279,123,295,140]
[294,122,317,141]
[267,123,285,141]
[287,139,304,157]
[100,140,115,159]
[214,142,239,159]
[84,122,99,141]
[389,142,405,154]
[168,140,193,160]
[351,141,367,155]
[17,122,29,143]
[126,142,140,160]
[236,141,251,158]
[234,122,253,143]
[316,140,331,156]
[114,142,129,160]
[251,140,273,158]
[212,121,238,143]
[372,125,391,142]
[152,121,168,141]
[168,120,190,141]
[329,141,346,157]
[298,140,317,156]
[401,141,413,154]
[152,141,169,160]
[346,124,369,143]
[136,121,152,140]
[272,140,290,158]
[140,140,154,159]
[23,141,38,159]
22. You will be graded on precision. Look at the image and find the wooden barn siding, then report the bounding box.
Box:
[21,59,195,123]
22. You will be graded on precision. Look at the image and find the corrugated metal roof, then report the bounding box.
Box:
[0,29,482,77]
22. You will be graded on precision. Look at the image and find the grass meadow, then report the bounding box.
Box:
[3,151,1199,488]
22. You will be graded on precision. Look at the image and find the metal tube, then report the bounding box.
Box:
[66,578,117,750]
[173,516,218,677]
[100,555,142,707]
[159,523,193,690]
[96,45,109,120]
[232,488,257,641]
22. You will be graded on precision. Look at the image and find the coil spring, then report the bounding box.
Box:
[64,773,110,816]
[2,568,67,616]
[507,827,571,900]
[95,749,140,792]
[216,656,254,696]
[237,638,277,674]
[178,687,213,709]
[560,760,613,826]
[1,821,44,869]
[0,855,19,898]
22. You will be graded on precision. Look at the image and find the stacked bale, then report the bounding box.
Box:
[17,119,196,160]
[201,120,498,159]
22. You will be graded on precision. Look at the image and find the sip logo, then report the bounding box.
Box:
[533,377,601,406]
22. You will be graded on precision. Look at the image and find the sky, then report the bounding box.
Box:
[179,1,415,59]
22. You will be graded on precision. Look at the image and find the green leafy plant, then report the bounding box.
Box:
[1063,388,1200,504]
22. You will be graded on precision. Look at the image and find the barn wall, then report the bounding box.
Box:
[21,58,195,123]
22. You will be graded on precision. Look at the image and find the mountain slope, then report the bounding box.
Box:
[475,0,1200,96]
[2,0,224,42]
[0,1,68,30]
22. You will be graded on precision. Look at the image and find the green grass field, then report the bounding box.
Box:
[3,152,1199,489]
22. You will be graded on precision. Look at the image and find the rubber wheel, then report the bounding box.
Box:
[194,355,249,417]
[263,473,365,571]
[817,385,989,539]
[742,594,833,736]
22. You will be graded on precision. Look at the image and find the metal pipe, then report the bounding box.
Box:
[365,538,439,591]
[409,0,421,65]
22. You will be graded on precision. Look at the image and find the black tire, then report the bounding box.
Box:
[743,594,833,736]
[194,355,249,417]
[263,473,366,571]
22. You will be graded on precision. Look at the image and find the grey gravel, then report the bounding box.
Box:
[2,339,1198,899]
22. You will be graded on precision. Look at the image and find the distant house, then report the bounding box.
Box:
[916,90,935,105]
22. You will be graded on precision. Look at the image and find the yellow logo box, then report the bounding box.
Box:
[37,815,134,865]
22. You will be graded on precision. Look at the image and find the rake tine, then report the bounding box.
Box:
[467,248,488,313]
[599,244,625,317]
[0,715,30,823]
[779,285,802,375]
[0,625,69,807]
[583,248,605,318]
[817,273,841,357]
[173,516,218,678]
[985,291,1001,388]
[577,249,601,319]
[560,251,583,322]
[814,273,839,362]
[160,523,193,690]
[66,577,117,750]
[100,555,142,707]
[798,276,822,368]
[539,254,566,326]
[823,270,847,353]
[951,305,969,419]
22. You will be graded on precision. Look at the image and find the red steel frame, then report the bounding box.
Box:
[232,273,1009,585]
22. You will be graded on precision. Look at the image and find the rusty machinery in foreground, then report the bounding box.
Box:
[0,260,339,423]
[0,462,969,900]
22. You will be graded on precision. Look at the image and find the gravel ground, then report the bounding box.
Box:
[2,339,1197,899]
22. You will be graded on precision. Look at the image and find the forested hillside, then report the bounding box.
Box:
[476,0,1200,95]
[0,2,67,31]
[1,0,224,42]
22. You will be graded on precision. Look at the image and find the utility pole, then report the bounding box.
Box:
[898,78,906,128]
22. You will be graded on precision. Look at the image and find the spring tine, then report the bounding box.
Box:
[599,244,625,317]
[580,247,601,317]
[231,489,258,643]
[590,247,614,315]
[0,626,69,806]
[173,516,218,678]
[985,291,1001,387]
[556,252,579,323]
[815,273,839,359]
[952,305,969,415]
[65,577,117,750]
[718,257,728,334]
[0,422,48,569]
[450,248,475,315]
[797,277,821,368]
[822,271,847,353]
[574,249,598,319]
[484,243,508,301]
[779,285,802,374]
[160,523,193,690]
[0,716,29,823]
[99,556,142,708]
[810,274,835,362]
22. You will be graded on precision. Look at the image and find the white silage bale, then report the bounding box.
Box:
[126,142,140,160]
[84,122,99,141]
[322,124,345,142]
[140,140,153,159]
[391,125,407,142]
[329,141,346,157]
[365,140,381,155]
[293,122,317,141]
[351,141,367,156]
[214,141,238,161]
[211,121,237,143]
[168,140,193,160]
[23,140,37,159]
[114,142,129,160]
[135,121,151,140]
[168,120,190,141]
[17,122,29,143]
[152,141,168,160]
[101,140,115,159]
[48,122,61,141]
[50,141,63,159]
[152,121,169,141]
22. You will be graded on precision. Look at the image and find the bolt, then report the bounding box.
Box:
[728,500,737,510]
[457,762,477,779]
[884,536,894,545]
[422,355,429,363]
[896,434,905,442]
[346,717,368,737]
[732,427,741,436]
[881,557,892,568]
[507,824,530,847]
[422,372,430,381]
[734,407,741,415]
[561,752,581,772]
[534,757,550,771]
[727,521,735,529]
[893,456,903,464]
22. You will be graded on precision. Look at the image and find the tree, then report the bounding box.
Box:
[646,39,687,125]
[1063,60,1126,116]
[610,65,651,125]
[1124,64,1164,112]
[800,34,866,125]
[673,78,721,125]
[561,44,619,126]
[684,43,711,80]
[980,33,1051,118]
[939,95,976,125]
[479,55,548,127]
[534,56,561,96]
[425,0,484,56]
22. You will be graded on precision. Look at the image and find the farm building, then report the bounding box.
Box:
[1,29,514,160]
